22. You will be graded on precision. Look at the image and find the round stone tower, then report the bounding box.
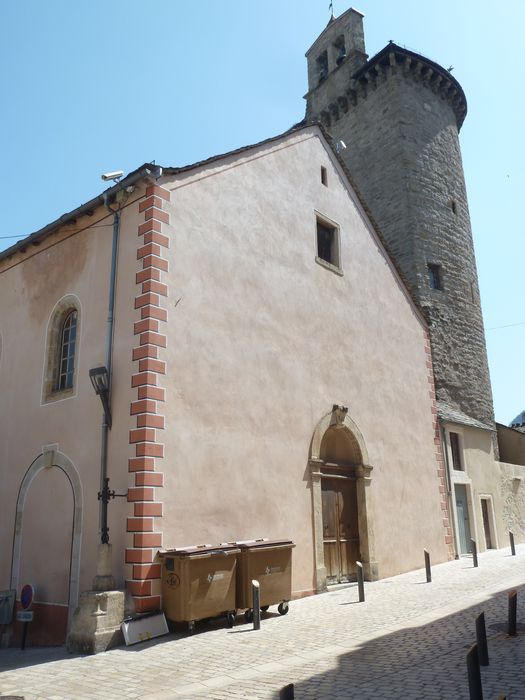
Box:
[305,8,495,430]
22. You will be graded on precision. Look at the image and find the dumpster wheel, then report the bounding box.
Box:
[226,611,236,628]
[278,601,289,616]
[261,605,270,613]
[244,608,253,623]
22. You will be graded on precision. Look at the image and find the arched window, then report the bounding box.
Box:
[42,296,81,403]
[56,310,78,391]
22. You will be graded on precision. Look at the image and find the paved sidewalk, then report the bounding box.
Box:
[1,546,524,699]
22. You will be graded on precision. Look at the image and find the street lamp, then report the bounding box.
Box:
[89,366,112,429]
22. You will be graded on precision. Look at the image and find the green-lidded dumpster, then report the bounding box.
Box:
[160,544,239,631]
[233,539,295,621]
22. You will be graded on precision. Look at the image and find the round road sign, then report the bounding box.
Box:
[20,584,35,610]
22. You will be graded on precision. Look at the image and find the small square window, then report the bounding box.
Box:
[427,263,442,290]
[316,218,340,270]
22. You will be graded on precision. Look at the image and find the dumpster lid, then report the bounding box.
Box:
[229,538,295,549]
[160,543,240,557]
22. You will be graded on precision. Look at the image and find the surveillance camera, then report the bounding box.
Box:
[101,170,124,182]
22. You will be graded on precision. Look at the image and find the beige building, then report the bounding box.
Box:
[0,125,453,646]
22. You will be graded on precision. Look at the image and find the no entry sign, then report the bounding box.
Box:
[20,584,35,610]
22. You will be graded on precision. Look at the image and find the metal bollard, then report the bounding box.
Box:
[424,549,431,583]
[356,561,365,603]
[471,539,478,568]
[475,612,489,666]
[508,590,517,637]
[509,532,516,556]
[466,643,483,700]
[279,684,294,699]
[252,580,261,631]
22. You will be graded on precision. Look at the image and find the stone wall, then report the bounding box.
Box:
[305,30,495,432]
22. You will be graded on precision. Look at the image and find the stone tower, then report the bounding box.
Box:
[305,8,495,431]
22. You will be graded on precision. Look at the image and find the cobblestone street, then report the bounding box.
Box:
[1,546,524,699]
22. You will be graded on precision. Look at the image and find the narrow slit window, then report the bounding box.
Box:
[450,432,463,470]
[427,263,442,290]
[321,166,328,186]
[56,310,78,391]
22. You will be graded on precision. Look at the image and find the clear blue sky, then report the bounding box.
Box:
[1,1,523,424]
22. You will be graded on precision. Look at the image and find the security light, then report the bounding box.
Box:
[101,171,124,182]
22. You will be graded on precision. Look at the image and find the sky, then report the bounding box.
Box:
[1,0,523,424]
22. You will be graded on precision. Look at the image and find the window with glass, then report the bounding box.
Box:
[56,310,78,391]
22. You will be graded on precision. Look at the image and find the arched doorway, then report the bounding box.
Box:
[309,407,377,591]
[11,449,83,645]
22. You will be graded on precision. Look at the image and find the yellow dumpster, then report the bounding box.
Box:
[160,544,239,631]
[233,539,295,621]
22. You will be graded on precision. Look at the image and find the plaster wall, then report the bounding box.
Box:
[446,425,504,553]
[497,424,525,466]
[497,462,525,543]
[157,129,448,591]
[0,191,144,617]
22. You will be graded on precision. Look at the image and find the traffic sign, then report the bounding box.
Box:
[20,584,35,610]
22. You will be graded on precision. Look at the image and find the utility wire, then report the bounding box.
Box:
[487,321,525,331]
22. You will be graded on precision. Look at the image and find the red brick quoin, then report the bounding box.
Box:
[126,182,170,614]
[424,328,455,560]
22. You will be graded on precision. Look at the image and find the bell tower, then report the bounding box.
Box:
[304,8,496,433]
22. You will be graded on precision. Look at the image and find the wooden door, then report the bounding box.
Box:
[322,477,360,583]
[481,498,493,549]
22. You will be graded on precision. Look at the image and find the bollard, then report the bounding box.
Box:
[466,643,483,700]
[508,590,517,637]
[356,561,365,603]
[475,612,489,666]
[279,684,294,699]
[471,539,478,568]
[509,532,516,556]
[424,549,431,583]
[20,622,29,651]
[252,580,261,631]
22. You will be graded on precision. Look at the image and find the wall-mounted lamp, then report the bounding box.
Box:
[89,366,112,428]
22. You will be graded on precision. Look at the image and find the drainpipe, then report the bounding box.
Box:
[98,198,120,545]
[441,424,459,558]
[95,167,162,547]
